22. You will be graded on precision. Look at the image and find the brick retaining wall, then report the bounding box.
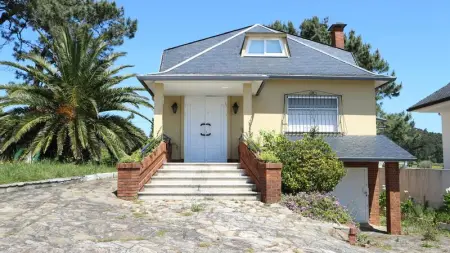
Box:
[239,142,282,203]
[117,142,169,200]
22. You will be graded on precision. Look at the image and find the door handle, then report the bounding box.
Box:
[200,123,206,136]
[205,123,211,136]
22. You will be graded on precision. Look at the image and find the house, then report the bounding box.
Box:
[408,82,450,169]
[135,23,415,234]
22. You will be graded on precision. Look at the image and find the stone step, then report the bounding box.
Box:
[149,176,252,185]
[139,163,259,201]
[138,192,260,201]
[144,183,255,188]
[156,169,247,177]
[142,185,256,193]
[162,163,240,170]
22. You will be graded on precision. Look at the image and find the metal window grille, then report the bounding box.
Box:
[285,94,340,134]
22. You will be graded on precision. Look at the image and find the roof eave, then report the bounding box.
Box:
[136,77,154,97]
[339,157,416,162]
[138,73,395,82]
[407,97,450,112]
[137,74,269,81]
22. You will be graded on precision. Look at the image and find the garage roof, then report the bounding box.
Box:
[286,135,416,162]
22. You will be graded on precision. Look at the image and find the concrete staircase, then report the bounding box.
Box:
[138,163,260,200]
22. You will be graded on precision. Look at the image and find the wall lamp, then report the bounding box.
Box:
[232,102,239,114]
[171,102,178,114]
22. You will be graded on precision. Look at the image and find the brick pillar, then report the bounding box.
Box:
[117,163,141,200]
[367,162,380,226]
[385,162,401,235]
[259,163,282,203]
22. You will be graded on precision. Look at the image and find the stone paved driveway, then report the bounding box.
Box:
[0,178,368,253]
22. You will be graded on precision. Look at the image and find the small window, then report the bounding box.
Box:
[286,95,339,133]
[245,38,286,56]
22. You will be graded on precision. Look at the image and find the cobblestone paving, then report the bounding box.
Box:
[8,178,446,252]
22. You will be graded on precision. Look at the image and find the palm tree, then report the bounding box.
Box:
[0,26,152,162]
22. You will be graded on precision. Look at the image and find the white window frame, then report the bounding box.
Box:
[285,95,340,133]
[244,38,287,57]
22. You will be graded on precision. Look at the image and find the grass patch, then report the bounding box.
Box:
[421,242,435,248]
[116,215,127,220]
[0,161,115,184]
[191,203,204,212]
[198,242,211,248]
[96,238,116,243]
[179,211,193,216]
[156,230,166,237]
[132,211,147,218]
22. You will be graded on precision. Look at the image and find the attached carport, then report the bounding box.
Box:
[287,135,416,235]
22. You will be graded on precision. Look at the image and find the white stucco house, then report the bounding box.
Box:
[118,23,416,234]
[408,82,450,169]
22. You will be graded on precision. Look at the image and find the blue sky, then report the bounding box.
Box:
[1,0,449,135]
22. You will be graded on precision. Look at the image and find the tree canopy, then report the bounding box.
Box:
[0,0,137,85]
[0,25,150,162]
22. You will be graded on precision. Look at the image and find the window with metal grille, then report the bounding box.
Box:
[286,95,339,133]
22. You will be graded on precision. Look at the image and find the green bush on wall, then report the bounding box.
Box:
[259,131,346,193]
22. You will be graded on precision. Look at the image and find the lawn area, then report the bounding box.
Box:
[0,161,115,184]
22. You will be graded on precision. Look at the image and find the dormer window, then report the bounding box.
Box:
[244,38,287,57]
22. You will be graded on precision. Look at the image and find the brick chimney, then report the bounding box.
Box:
[328,23,347,49]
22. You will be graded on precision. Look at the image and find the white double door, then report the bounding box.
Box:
[184,96,227,162]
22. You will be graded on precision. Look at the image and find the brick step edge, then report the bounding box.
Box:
[0,172,118,194]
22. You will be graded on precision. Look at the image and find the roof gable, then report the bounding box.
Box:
[408,82,450,111]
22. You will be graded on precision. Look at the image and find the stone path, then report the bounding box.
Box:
[0,178,367,253]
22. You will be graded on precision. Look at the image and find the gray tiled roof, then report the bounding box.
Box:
[160,26,249,72]
[408,82,450,111]
[145,24,393,81]
[286,135,416,161]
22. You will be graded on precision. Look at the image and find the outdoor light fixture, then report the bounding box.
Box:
[232,102,239,114]
[171,102,178,114]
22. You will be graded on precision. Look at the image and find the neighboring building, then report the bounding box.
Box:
[408,82,450,169]
[136,23,415,233]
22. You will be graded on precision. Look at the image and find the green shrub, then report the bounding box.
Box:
[258,151,280,163]
[379,188,387,211]
[422,225,439,241]
[118,134,163,163]
[418,160,432,168]
[241,131,262,154]
[260,131,345,193]
[435,191,450,224]
[442,191,450,212]
[401,197,415,215]
[282,193,354,225]
[119,150,142,163]
[435,211,450,224]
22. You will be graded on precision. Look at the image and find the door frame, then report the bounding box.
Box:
[184,96,228,162]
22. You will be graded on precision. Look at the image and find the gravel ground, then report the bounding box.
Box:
[0,178,448,252]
